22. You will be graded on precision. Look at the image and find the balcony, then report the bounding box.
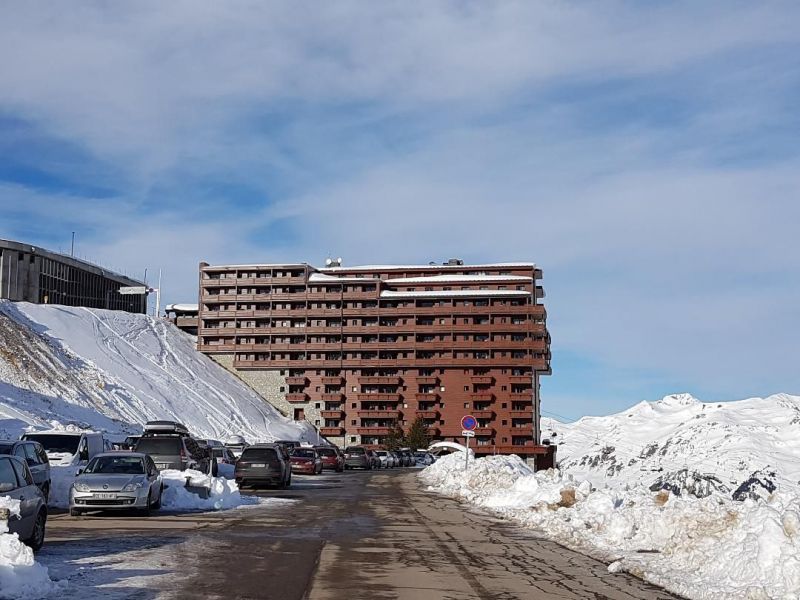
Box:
[511,423,535,433]
[320,426,345,436]
[321,392,345,402]
[415,392,440,402]
[414,410,439,419]
[358,376,401,385]
[415,376,439,385]
[509,392,533,400]
[285,376,308,386]
[357,410,400,419]
[320,410,345,419]
[470,393,494,402]
[470,376,494,384]
[508,410,532,419]
[473,427,494,436]
[356,427,392,435]
[321,376,345,385]
[357,393,401,402]
[286,393,309,403]
[472,410,494,419]
[508,375,532,383]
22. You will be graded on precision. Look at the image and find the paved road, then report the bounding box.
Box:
[42,469,679,600]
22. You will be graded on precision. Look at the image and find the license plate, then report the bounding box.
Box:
[251,463,266,468]
[95,493,116,500]
[156,463,169,469]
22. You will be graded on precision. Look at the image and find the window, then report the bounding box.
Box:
[279,386,285,392]
[464,403,469,408]
[440,386,446,392]
[464,386,469,391]
[315,403,321,409]
[0,458,17,489]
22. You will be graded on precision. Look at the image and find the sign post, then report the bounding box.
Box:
[461,415,478,471]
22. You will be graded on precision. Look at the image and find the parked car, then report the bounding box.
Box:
[235,444,291,489]
[413,451,435,466]
[0,455,47,551]
[374,450,393,469]
[314,446,344,472]
[290,448,323,475]
[21,430,107,467]
[211,446,237,466]
[0,440,50,501]
[344,446,371,470]
[224,435,249,458]
[400,449,415,467]
[134,421,216,476]
[123,436,141,450]
[70,452,163,517]
[389,451,401,468]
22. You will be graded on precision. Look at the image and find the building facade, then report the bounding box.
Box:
[0,239,147,313]
[196,260,553,463]
[165,303,199,335]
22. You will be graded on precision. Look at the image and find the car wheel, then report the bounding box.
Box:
[152,486,163,510]
[25,510,46,552]
[69,508,82,517]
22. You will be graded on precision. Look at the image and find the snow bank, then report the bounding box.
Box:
[160,470,260,511]
[0,496,54,599]
[0,301,317,443]
[421,454,800,600]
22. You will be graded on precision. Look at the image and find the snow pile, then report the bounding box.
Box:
[542,392,800,498]
[421,453,800,600]
[0,496,54,599]
[0,301,316,443]
[160,469,259,511]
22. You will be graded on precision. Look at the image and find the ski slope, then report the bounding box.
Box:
[0,301,315,443]
[542,392,800,498]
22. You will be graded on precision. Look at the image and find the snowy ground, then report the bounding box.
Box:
[542,393,800,499]
[0,497,56,599]
[0,301,316,443]
[421,452,800,600]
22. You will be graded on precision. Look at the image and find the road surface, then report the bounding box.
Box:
[41,469,679,599]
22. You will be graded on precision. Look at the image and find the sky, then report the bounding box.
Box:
[0,2,798,419]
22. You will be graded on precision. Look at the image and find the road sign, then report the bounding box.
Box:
[461,415,477,431]
[461,430,475,438]
[119,286,148,295]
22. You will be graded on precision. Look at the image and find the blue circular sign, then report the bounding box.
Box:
[461,415,478,430]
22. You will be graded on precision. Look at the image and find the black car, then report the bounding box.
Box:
[0,440,50,501]
[134,421,216,476]
[273,440,301,456]
[235,444,291,489]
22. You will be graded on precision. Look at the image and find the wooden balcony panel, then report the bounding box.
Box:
[285,376,308,386]
[358,376,401,385]
[321,376,345,385]
[470,393,494,402]
[286,393,309,403]
[356,427,392,435]
[321,392,345,402]
[320,427,345,436]
[508,375,533,383]
[357,393,401,402]
[470,376,494,384]
[415,376,440,385]
[471,410,495,419]
[320,410,345,419]
[414,410,440,419]
[511,423,535,432]
[357,410,400,419]
[509,392,533,400]
[491,444,547,455]
[199,327,238,336]
[415,393,440,401]
[473,427,495,436]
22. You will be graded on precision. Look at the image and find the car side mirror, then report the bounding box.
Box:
[0,482,14,493]
[76,468,84,476]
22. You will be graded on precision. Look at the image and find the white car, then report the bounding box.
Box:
[70,452,163,517]
[374,450,394,468]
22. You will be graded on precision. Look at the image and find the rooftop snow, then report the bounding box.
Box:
[384,274,533,284]
[165,303,199,313]
[321,262,536,272]
[308,273,376,284]
[380,290,531,299]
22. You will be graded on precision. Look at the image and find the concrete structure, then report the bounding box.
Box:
[0,239,146,313]
[196,259,553,465]
[165,303,199,335]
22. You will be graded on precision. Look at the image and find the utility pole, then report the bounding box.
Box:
[155,268,162,318]
[70,232,75,257]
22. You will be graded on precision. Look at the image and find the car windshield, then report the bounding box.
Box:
[345,447,364,454]
[294,449,316,458]
[0,445,13,455]
[84,456,145,474]
[241,448,279,462]
[376,451,387,456]
[23,434,81,454]
[135,437,181,454]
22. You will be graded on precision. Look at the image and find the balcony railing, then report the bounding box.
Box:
[357,410,400,419]
[470,376,494,384]
[356,427,392,435]
[321,376,345,385]
[286,376,308,386]
[321,392,345,402]
[320,426,345,436]
[320,410,345,419]
[286,393,309,403]
[357,393,401,402]
[358,376,401,385]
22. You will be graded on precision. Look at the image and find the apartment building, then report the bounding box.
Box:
[0,238,146,313]
[196,259,553,465]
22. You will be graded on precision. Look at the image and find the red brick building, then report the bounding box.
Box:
[196,259,552,464]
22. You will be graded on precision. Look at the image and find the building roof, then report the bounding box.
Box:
[165,303,199,313]
[321,262,536,272]
[383,274,532,284]
[308,273,375,284]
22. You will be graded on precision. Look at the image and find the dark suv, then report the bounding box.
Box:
[235,444,291,489]
[134,421,216,476]
[344,446,372,470]
[0,440,50,501]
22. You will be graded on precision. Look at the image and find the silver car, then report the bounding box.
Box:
[70,452,163,517]
[0,455,47,551]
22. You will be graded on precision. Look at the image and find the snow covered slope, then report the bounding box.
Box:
[0,301,315,443]
[542,392,800,498]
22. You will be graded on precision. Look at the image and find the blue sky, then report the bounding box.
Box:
[1,2,798,420]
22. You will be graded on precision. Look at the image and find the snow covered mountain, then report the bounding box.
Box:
[542,392,800,498]
[0,301,316,443]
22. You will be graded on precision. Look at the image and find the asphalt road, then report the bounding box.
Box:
[42,469,680,600]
